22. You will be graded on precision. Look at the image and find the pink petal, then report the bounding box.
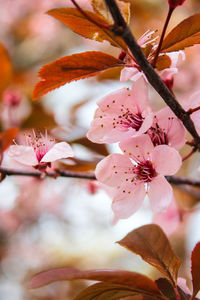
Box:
[152,145,182,175]
[130,77,149,111]
[95,154,133,187]
[148,176,173,212]
[41,142,74,163]
[8,145,38,166]
[112,182,146,221]
[155,107,186,149]
[119,134,154,161]
[120,67,139,82]
[97,87,131,114]
[177,278,191,295]
[137,112,154,136]
[87,116,129,144]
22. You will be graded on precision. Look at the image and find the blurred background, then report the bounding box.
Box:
[0,0,200,299]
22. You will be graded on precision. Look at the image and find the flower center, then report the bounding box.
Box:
[133,160,156,183]
[147,123,168,146]
[25,131,54,163]
[113,109,144,131]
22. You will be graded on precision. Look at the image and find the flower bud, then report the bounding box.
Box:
[168,0,186,8]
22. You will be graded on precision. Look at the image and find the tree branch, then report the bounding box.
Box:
[0,167,96,180]
[104,0,200,148]
[1,167,200,189]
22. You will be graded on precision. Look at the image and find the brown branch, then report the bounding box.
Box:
[166,176,200,187]
[1,166,200,188]
[104,0,200,148]
[0,167,96,180]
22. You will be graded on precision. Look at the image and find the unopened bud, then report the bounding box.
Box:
[168,0,186,8]
[2,90,21,107]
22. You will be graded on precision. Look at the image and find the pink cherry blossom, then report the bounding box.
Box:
[87,77,153,143]
[147,106,186,149]
[120,30,184,83]
[8,131,74,171]
[153,198,180,235]
[95,134,182,222]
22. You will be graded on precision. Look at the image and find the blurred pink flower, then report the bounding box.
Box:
[96,134,182,221]
[153,198,180,235]
[8,131,74,171]
[87,77,153,143]
[147,106,186,149]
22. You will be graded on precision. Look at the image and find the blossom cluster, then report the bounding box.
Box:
[87,75,190,222]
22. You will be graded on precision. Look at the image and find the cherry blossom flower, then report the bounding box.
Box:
[95,134,182,222]
[87,77,153,143]
[120,31,184,83]
[8,131,74,171]
[147,107,186,149]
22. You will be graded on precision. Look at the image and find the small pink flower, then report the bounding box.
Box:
[120,31,184,83]
[96,134,182,221]
[8,131,74,171]
[87,77,153,143]
[153,198,180,235]
[147,107,186,149]
[168,0,186,8]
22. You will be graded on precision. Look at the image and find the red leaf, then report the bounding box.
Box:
[47,8,127,49]
[117,224,181,285]
[74,282,159,300]
[33,51,124,100]
[29,268,160,295]
[191,242,200,298]
[161,13,200,52]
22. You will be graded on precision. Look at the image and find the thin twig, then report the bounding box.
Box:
[1,166,200,188]
[104,0,200,148]
[0,167,96,180]
[182,148,197,162]
[152,7,174,67]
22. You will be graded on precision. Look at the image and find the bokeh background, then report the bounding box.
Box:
[0,0,200,299]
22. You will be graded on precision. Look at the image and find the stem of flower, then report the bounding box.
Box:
[152,7,174,67]
[70,0,109,29]
[187,105,200,115]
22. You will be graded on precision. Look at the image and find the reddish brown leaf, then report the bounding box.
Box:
[161,13,200,53]
[0,128,18,152]
[191,242,200,298]
[47,8,127,49]
[74,282,152,300]
[29,268,160,295]
[156,278,176,300]
[33,51,124,100]
[0,43,13,95]
[117,224,181,285]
